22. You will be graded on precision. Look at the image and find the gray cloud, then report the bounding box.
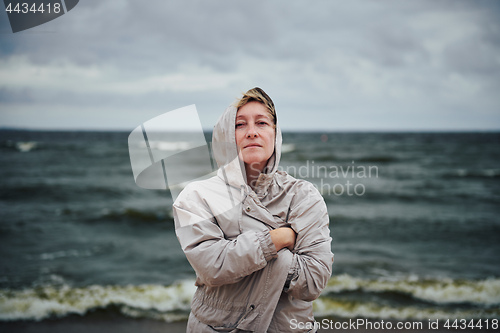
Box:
[0,0,499,131]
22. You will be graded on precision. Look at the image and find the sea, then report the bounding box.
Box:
[0,129,499,324]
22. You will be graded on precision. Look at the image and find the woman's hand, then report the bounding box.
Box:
[269,227,296,251]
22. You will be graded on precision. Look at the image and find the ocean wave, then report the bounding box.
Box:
[445,169,500,179]
[314,298,500,321]
[356,155,397,163]
[281,144,296,154]
[316,274,500,320]
[0,280,196,322]
[139,141,194,152]
[1,275,499,322]
[96,208,174,224]
[0,140,39,152]
[292,154,398,163]
[25,245,112,261]
[15,141,38,152]
[294,154,337,162]
[0,183,128,202]
[0,138,89,153]
[324,274,500,307]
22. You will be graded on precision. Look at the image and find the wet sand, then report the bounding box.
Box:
[1,315,496,333]
[0,312,187,333]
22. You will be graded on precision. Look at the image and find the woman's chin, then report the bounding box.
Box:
[244,160,267,173]
[242,154,265,165]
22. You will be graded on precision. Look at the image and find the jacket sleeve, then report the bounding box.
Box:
[173,186,278,287]
[284,181,333,301]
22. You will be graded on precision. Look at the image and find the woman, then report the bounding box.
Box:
[173,87,333,332]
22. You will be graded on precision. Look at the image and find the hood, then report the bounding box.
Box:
[212,104,283,192]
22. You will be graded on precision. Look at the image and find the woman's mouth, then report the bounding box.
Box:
[244,144,262,148]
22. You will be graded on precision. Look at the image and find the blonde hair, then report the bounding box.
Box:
[235,87,276,125]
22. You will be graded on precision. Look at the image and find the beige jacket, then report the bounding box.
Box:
[173,105,333,332]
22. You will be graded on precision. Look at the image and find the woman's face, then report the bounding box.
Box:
[235,101,275,173]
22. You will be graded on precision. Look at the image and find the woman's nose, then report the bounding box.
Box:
[246,124,258,137]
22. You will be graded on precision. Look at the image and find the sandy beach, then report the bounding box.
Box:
[0,312,188,333]
[2,316,497,333]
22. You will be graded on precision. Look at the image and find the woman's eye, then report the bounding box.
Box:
[258,121,269,126]
[235,123,245,128]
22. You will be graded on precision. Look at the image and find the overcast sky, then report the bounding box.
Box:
[0,0,499,131]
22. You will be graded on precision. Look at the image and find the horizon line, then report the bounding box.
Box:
[1,126,499,134]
